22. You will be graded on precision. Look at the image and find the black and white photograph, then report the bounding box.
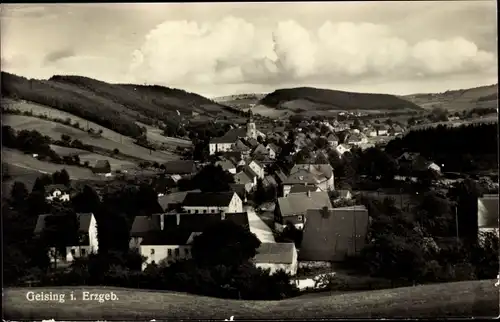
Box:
[2,1,499,320]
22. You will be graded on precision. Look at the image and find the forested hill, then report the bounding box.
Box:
[259,87,423,112]
[1,72,242,138]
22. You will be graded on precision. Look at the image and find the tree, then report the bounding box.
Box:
[449,179,482,246]
[315,137,329,149]
[10,181,29,208]
[52,169,70,186]
[254,179,266,205]
[191,220,261,268]
[72,185,101,213]
[179,164,234,192]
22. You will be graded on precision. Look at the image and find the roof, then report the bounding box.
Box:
[163,160,197,175]
[289,185,319,194]
[229,183,247,198]
[215,159,236,171]
[233,139,251,152]
[277,191,333,217]
[243,166,258,179]
[210,128,247,144]
[34,213,94,235]
[139,212,250,245]
[300,206,369,261]
[234,171,253,185]
[275,169,288,183]
[253,242,296,264]
[263,175,278,187]
[345,132,365,143]
[130,215,162,236]
[253,144,268,155]
[182,191,236,207]
[157,190,201,211]
[249,159,264,169]
[284,164,333,185]
[267,143,281,153]
[284,169,320,185]
[327,133,339,141]
[245,138,260,148]
[290,163,333,180]
[478,194,499,229]
[93,160,111,172]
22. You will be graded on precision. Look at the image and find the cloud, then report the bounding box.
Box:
[43,48,75,64]
[130,17,496,86]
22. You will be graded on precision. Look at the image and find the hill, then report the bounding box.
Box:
[1,72,242,138]
[401,84,498,111]
[213,93,267,109]
[259,87,423,112]
[4,280,498,320]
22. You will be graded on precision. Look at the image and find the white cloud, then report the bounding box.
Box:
[130,17,496,86]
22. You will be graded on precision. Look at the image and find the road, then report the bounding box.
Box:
[244,206,276,243]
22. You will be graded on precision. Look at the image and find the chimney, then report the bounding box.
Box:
[176,213,180,226]
[307,190,311,198]
[321,206,330,218]
[160,214,165,230]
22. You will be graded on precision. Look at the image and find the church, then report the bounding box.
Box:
[209,113,266,155]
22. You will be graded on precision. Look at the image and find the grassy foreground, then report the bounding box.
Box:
[3,280,498,320]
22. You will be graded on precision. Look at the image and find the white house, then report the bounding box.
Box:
[336,144,351,156]
[182,191,243,214]
[248,160,265,179]
[253,242,298,276]
[34,213,99,264]
[45,184,71,202]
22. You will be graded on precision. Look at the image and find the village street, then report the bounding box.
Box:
[244,205,276,243]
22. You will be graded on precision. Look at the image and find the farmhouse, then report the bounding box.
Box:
[282,163,334,197]
[163,160,197,176]
[92,160,111,174]
[300,205,369,262]
[34,213,98,265]
[135,212,249,269]
[253,242,298,276]
[274,191,333,230]
[181,191,243,214]
[157,189,201,212]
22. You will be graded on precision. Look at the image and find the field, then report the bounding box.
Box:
[3,114,179,163]
[135,121,192,147]
[409,115,498,131]
[4,279,498,320]
[402,84,498,111]
[250,104,293,119]
[49,145,137,171]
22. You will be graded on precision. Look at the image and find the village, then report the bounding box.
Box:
[22,111,499,293]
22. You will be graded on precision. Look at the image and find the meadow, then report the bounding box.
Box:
[4,279,498,320]
[49,145,137,171]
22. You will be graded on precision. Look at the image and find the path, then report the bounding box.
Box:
[245,206,276,243]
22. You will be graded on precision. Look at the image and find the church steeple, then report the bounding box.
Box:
[246,110,256,139]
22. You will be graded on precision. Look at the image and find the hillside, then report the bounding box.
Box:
[1,72,241,138]
[259,87,423,112]
[213,93,267,109]
[401,84,498,111]
[4,280,498,319]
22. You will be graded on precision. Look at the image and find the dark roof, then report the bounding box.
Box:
[300,206,369,261]
[182,191,236,207]
[277,191,332,217]
[141,230,193,246]
[243,166,258,179]
[253,242,296,264]
[263,175,278,187]
[234,171,253,185]
[34,213,94,235]
[230,183,247,199]
[130,215,162,237]
[289,185,319,194]
[215,159,236,171]
[245,138,260,148]
[478,194,499,229]
[210,128,246,144]
[267,143,281,153]
[158,190,201,210]
[163,160,197,175]
[93,160,111,173]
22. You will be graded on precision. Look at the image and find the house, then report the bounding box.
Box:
[263,175,278,188]
[275,191,333,230]
[253,242,298,276]
[233,171,255,192]
[215,159,237,174]
[282,163,334,197]
[477,194,499,241]
[300,205,369,262]
[137,212,249,269]
[229,183,248,203]
[364,127,378,137]
[397,152,440,174]
[344,132,368,146]
[151,176,178,195]
[209,135,237,155]
[327,133,339,147]
[44,184,71,202]
[252,144,269,157]
[182,191,243,214]
[34,213,98,264]
[266,143,280,159]
[375,124,389,136]
[248,159,265,179]
[93,160,111,174]
[335,144,351,156]
[163,160,197,176]
[233,139,252,155]
[157,190,201,212]
[243,166,259,186]
[245,137,260,149]
[391,124,404,136]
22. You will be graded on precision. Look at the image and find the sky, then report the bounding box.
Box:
[1,2,498,97]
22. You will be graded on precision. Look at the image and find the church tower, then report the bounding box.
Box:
[246,110,257,139]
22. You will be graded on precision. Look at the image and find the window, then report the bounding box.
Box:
[195,210,199,214]
[81,249,86,256]
[174,248,180,257]
[203,209,207,214]
[211,209,215,213]
[184,248,190,256]
[151,249,155,255]
[71,249,76,256]
[168,249,172,256]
